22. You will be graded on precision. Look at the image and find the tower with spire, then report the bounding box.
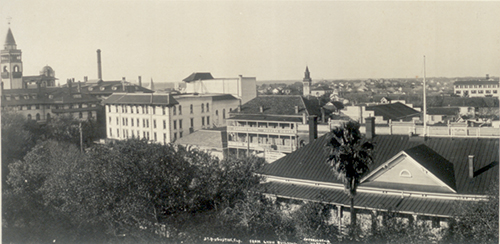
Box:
[302,66,312,97]
[1,27,23,89]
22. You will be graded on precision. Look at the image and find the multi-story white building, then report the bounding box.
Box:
[453,76,499,97]
[103,92,240,143]
[182,72,257,104]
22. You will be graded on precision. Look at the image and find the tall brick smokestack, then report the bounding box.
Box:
[97,49,102,81]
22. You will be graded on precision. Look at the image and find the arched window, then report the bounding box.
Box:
[400,169,412,178]
[27,114,32,120]
[173,106,176,115]
[36,113,40,121]
[13,65,19,72]
[201,104,204,113]
[190,104,193,114]
[206,103,209,112]
[79,112,83,119]
[178,105,182,115]
[46,113,51,121]
[88,111,93,118]
[223,109,226,119]
[215,110,218,116]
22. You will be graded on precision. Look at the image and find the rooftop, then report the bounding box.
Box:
[365,102,420,121]
[232,95,322,117]
[102,93,178,106]
[182,72,214,82]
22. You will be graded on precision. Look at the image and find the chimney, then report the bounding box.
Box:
[259,106,263,113]
[468,155,474,179]
[84,76,88,82]
[97,49,102,81]
[138,76,142,87]
[309,116,318,142]
[295,106,299,114]
[365,117,375,139]
[486,74,489,80]
[302,112,307,124]
[237,105,241,112]
[77,81,81,93]
[67,79,72,94]
[321,107,326,123]
[122,77,126,91]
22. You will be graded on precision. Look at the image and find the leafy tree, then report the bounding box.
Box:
[3,140,84,243]
[4,138,267,243]
[45,114,102,148]
[324,121,374,236]
[291,201,338,241]
[447,181,499,243]
[1,110,36,185]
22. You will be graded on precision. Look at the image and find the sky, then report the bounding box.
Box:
[1,1,500,84]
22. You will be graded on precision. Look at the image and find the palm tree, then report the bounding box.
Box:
[325,121,374,234]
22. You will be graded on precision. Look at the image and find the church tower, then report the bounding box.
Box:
[1,28,23,89]
[303,66,312,97]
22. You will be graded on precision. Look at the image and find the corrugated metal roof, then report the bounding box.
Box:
[365,102,420,121]
[404,144,457,191]
[175,129,225,149]
[261,134,499,195]
[261,182,456,217]
[102,93,178,106]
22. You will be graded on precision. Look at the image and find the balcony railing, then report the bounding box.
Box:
[227,125,297,134]
[227,141,296,153]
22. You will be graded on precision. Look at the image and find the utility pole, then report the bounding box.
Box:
[79,122,83,153]
[423,56,427,138]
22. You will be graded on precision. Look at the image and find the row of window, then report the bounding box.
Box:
[455,84,499,89]
[110,117,186,130]
[16,103,96,111]
[456,90,498,94]
[26,111,93,121]
[109,103,215,115]
[109,129,183,142]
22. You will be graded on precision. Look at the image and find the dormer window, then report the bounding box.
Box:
[24,95,29,100]
[6,96,11,101]
[14,95,19,100]
[88,87,94,91]
[100,86,105,91]
[48,95,54,99]
[400,169,412,178]
[112,86,118,91]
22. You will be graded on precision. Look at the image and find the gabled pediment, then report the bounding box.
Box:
[361,144,457,193]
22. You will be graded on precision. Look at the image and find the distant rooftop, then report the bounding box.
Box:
[182,72,214,82]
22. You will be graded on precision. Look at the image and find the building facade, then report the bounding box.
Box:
[453,77,500,97]
[103,93,240,143]
[182,72,257,104]
[226,95,323,162]
[259,120,499,230]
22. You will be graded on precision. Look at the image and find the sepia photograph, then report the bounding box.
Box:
[1,1,499,243]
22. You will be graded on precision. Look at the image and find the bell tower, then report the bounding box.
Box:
[1,27,23,89]
[303,66,312,97]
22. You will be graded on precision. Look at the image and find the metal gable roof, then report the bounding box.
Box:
[182,72,214,82]
[260,134,498,195]
[102,93,178,106]
[235,95,322,117]
[365,102,420,121]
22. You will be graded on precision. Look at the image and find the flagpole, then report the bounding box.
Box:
[423,56,427,138]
